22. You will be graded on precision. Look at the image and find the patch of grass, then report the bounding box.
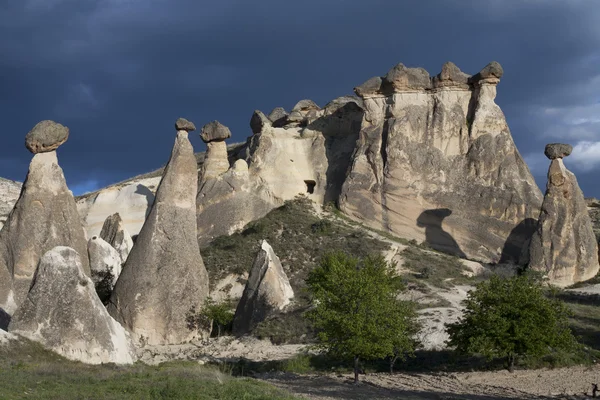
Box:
[0,338,299,400]
[400,246,474,288]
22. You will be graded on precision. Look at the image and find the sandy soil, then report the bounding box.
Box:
[262,365,600,399]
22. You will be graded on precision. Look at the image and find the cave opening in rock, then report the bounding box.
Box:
[304,180,316,194]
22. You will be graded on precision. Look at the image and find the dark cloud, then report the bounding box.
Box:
[0,0,598,197]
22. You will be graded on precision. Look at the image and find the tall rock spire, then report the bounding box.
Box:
[529,143,599,286]
[0,120,89,313]
[107,118,210,345]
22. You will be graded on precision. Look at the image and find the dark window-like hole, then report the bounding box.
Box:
[304,180,316,194]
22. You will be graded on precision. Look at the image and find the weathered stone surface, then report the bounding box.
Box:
[99,213,133,263]
[88,236,122,303]
[250,110,272,134]
[0,178,21,231]
[175,118,196,132]
[545,143,573,160]
[8,247,136,364]
[0,151,90,313]
[268,107,288,126]
[232,241,294,335]
[323,96,363,116]
[108,131,210,345]
[384,63,431,91]
[529,159,599,286]
[200,141,230,181]
[354,76,384,97]
[201,121,231,143]
[341,61,543,262]
[470,61,504,83]
[292,99,320,112]
[432,62,471,88]
[25,120,69,154]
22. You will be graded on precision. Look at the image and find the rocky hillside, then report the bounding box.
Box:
[588,198,600,243]
[0,178,21,230]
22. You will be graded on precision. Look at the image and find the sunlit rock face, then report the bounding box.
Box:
[339,61,543,262]
[529,145,599,287]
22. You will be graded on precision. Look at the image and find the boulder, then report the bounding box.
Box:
[232,240,294,335]
[25,120,69,154]
[268,107,288,126]
[470,61,504,83]
[545,143,573,160]
[0,149,90,313]
[354,76,384,97]
[108,127,210,345]
[88,236,122,303]
[200,120,231,143]
[432,62,471,88]
[250,110,272,134]
[99,213,134,263]
[8,247,136,364]
[529,150,599,286]
[175,117,196,132]
[292,99,320,112]
[384,63,431,91]
[341,61,542,262]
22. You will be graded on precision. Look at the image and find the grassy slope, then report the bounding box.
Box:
[0,337,298,400]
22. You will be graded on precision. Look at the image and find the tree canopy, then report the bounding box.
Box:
[446,274,578,371]
[306,252,419,382]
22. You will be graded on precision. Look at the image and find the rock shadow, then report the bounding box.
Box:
[134,184,155,218]
[499,218,537,265]
[307,100,364,204]
[417,209,466,258]
[0,308,11,331]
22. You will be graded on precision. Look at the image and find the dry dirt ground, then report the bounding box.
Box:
[260,365,600,400]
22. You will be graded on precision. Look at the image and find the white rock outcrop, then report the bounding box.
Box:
[99,213,134,263]
[232,240,294,335]
[88,236,122,302]
[8,247,137,364]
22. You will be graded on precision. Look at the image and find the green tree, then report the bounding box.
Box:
[202,297,235,338]
[306,252,419,382]
[446,274,578,372]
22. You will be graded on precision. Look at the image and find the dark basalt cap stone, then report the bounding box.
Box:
[354,76,384,97]
[25,120,69,154]
[545,143,573,160]
[175,118,196,132]
[200,120,232,143]
[470,61,504,83]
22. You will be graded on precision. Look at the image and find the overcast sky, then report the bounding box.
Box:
[1,0,599,197]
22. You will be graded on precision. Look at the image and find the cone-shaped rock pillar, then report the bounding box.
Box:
[8,247,136,364]
[529,144,600,286]
[0,121,89,313]
[232,240,294,335]
[107,119,210,345]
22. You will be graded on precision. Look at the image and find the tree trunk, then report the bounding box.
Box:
[507,353,515,373]
[354,356,360,383]
[389,355,398,374]
[217,324,221,338]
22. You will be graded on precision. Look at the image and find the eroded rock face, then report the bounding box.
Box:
[99,213,133,263]
[0,151,90,312]
[529,154,599,286]
[8,247,136,364]
[0,178,21,231]
[199,121,232,182]
[340,61,543,262]
[108,128,210,345]
[88,236,122,303]
[232,240,294,335]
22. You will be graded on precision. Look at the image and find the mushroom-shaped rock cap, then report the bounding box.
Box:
[384,63,431,91]
[175,118,196,132]
[354,76,383,97]
[432,62,471,88]
[200,120,232,143]
[268,107,288,123]
[250,110,272,134]
[292,99,320,112]
[25,120,69,154]
[545,143,573,160]
[471,61,504,83]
